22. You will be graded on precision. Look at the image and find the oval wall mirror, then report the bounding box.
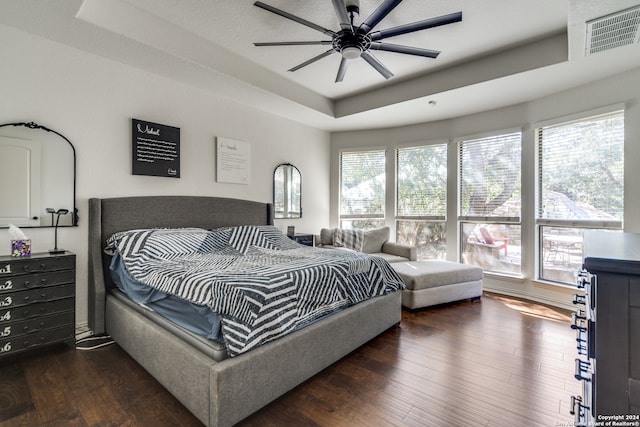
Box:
[273,163,301,219]
[0,121,77,228]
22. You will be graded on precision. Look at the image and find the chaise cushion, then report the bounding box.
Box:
[392,260,483,290]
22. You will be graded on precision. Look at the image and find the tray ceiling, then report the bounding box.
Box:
[1,0,640,131]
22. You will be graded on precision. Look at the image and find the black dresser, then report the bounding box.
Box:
[0,252,75,359]
[571,232,640,424]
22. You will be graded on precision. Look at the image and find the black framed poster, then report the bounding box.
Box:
[132,118,180,178]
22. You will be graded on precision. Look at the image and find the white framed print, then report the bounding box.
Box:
[216,137,250,184]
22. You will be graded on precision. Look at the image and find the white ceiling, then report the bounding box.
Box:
[1,0,640,131]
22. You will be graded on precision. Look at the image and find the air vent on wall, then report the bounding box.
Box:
[585,5,640,55]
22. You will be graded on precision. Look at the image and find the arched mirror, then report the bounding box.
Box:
[0,122,77,228]
[273,163,301,219]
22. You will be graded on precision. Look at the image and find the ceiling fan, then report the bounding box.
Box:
[253,0,462,83]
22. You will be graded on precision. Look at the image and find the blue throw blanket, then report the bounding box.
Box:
[106,225,404,357]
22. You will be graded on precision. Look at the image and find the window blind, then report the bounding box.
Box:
[459,132,521,219]
[537,110,624,224]
[340,150,385,218]
[396,144,447,218]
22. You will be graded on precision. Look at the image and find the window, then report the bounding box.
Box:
[537,110,624,284]
[339,149,386,229]
[459,132,522,275]
[396,144,447,259]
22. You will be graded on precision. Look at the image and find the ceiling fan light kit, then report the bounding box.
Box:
[341,46,362,59]
[253,0,462,83]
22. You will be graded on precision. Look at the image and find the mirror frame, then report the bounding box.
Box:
[0,121,78,228]
[273,163,302,219]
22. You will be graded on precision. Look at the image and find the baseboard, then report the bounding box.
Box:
[483,285,576,312]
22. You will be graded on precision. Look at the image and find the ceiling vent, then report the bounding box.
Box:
[585,5,640,55]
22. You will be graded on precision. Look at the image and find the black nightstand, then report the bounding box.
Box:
[289,233,315,247]
[0,252,76,359]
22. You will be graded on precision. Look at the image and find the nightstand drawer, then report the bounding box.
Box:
[0,326,74,357]
[0,254,75,278]
[0,284,74,309]
[0,298,74,324]
[0,311,74,339]
[0,270,75,294]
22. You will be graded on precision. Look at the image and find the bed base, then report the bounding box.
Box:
[88,196,402,426]
[107,291,400,426]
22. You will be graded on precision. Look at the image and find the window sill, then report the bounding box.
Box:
[532,279,580,293]
[482,271,524,284]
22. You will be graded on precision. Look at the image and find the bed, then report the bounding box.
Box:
[88,196,402,426]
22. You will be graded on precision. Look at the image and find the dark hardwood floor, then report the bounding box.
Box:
[0,293,580,426]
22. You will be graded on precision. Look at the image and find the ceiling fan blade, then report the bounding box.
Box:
[254,41,333,46]
[254,1,336,37]
[370,11,462,41]
[331,0,352,31]
[288,49,335,72]
[359,0,404,34]
[361,51,394,79]
[369,42,440,58]
[335,58,349,82]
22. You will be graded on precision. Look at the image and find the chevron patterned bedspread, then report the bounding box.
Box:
[106,225,405,357]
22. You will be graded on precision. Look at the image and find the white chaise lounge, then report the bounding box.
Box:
[392,260,483,309]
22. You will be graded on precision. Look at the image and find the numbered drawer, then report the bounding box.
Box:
[0,254,75,277]
[0,284,74,309]
[0,311,74,339]
[0,325,74,357]
[0,298,74,324]
[0,269,75,294]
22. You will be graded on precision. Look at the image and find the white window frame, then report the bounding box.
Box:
[534,105,625,284]
[457,129,523,275]
[395,141,448,259]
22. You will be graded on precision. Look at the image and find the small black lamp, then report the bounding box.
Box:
[46,207,55,226]
[49,208,69,254]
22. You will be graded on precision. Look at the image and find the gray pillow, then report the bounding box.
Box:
[320,228,335,246]
[334,229,365,251]
[362,227,390,253]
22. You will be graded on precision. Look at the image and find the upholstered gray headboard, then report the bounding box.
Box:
[88,196,273,334]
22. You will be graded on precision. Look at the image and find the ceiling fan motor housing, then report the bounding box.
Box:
[333,30,371,58]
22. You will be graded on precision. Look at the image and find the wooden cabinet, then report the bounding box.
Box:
[0,252,75,359]
[572,232,640,423]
